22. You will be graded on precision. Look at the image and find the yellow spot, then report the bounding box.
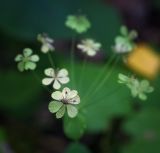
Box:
[126,44,160,79]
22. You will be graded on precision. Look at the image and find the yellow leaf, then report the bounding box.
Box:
[126,44,160,79]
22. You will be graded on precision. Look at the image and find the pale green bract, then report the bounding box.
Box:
[77,39,101,56]
[14,48,40,72]
[113,26,137,53]
[118,73,154,101]
[65,15,91,34]
[42,68,70,89]
[48,87,80,119]
[37,33,54,53]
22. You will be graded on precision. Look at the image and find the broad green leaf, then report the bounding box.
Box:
[0,128,7,141]
[139,77,160,108]
[122,108,160,153]
[65,142,91,153]
[59,59,132,133]
[0,0,122,52]
[64,114,86,140]
[0,71,42,117]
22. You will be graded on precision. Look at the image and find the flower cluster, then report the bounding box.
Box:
[15,48,39,72]
[42,68,69,90]
[113,26,137,54]
[65,15,91,34]
[37,33,54,53]
[14,13,154,122]
[118,73,154,100]
[49,87,80,118]
[77,39,101,56]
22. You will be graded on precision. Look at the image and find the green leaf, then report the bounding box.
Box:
[30,55,40,62]
[17,62,24,72]
[15,54,23,62]
[59,60,132,133]
[0,128,7,141]
[122,108,160,153]
[64,114,86,140]
[23,48,33,57]
[140,80,149,89]
[118,73,129,83]
[129,30,138,39]
[65,142,91,153]
[67,105,78,118]
[138,93,147,101]
[48,101,63,113]
[65,15,91,34]
[115,36,127,44]
[139,77,160,107]
[130,87,138,97]
[120,26,128,36]
[25,62,36,70]
[0,0,122,51]
[0,71,42,117]
[56,105,66,119]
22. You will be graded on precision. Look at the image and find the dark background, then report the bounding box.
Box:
[0,0,160,153]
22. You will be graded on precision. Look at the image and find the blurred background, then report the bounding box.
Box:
[0,0,160,153]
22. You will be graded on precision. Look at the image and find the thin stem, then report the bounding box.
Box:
[80,56,120,109]
[47,52,55,68]
[93,56,120,94]
[82,53,116,102]
[78,56,87,89]
[32,71,52,93]
[70,35,76,88]
[80,86,121,109]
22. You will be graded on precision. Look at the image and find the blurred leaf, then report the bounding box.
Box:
[0,71,42,117]
[122,108,160,153]
[140,77,160,108]
[64,114,86,140]
[61,60,132,135]
[153,0,160,9]
[65,142,91,153]
[0,128,6,142]
[78,64,132,132]
[0,0,122,51]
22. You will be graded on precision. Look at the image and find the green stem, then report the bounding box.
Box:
[47,52,55,68]
[78,56,87,89]
[80,86,121,109]
[32,71,52,93]
[70,36,76,88]
[92,56,120,94]
[80,56,120,109]
[81,53,116,102]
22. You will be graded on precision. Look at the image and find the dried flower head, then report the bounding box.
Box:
[49,87,80,118]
